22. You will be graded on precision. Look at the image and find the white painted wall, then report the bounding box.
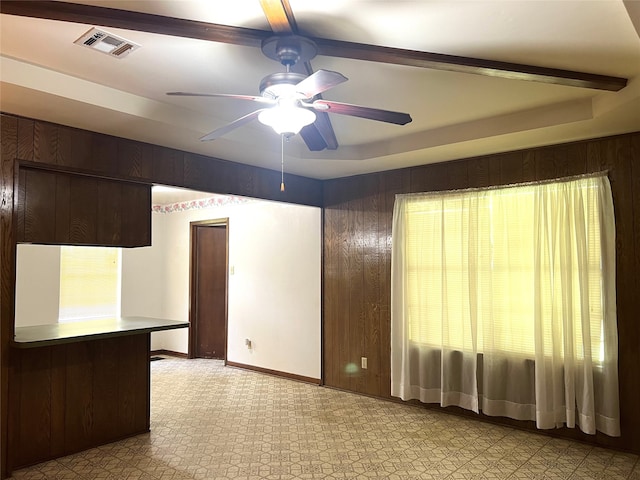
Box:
[226,201,321,379]
[140,199,321,379]
[15,244,61,326]
[120,212,167,350]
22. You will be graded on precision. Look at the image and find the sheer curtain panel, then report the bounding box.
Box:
[390,174,620,436]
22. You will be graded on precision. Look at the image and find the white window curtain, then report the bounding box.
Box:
[391,174,620,436]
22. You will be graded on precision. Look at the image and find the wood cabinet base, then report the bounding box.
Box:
[8,334,150,471]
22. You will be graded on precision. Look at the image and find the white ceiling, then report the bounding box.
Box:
[1,1,639,180]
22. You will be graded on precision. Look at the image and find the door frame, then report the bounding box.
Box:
[188,218,229,361]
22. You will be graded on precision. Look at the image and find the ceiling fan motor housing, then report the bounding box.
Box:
[261,35,318,67]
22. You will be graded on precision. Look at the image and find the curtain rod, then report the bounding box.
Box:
[397,170,610,199]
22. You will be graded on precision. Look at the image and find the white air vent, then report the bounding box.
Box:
[74,28,140,58]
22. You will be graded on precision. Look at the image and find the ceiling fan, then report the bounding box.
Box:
[167,35,412,146]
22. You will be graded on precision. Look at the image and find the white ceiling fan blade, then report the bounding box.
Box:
[295,70,348,98]
[167,92,275,105]
[200,109,267,141]
[311,100,412,125]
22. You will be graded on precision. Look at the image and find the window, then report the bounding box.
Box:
[59,246,121,323]
[391,174,620,437]
[404,187,604,361]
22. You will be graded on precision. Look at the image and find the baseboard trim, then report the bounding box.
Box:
[150,349,188,359]
[225,361,321,385]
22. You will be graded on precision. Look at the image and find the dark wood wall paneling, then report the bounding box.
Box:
[9,335,150,470]
[16,166,151,246]
[0,115,18,480]
[0,113,323,479]
[322,132,640,454]
[13,117,323,206]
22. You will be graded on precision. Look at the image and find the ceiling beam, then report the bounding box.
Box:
[314,38,628,91]
[0,0,269,47]
[259,0,298,34]
[0,1,628,92]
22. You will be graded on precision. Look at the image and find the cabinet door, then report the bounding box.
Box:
[16,167,151,247]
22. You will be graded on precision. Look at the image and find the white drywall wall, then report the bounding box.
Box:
[138,197,321,379]
[15,244,61,326]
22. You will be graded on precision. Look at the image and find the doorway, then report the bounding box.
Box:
[189,219,228,360]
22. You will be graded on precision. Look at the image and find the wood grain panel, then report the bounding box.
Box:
[322,182,340,387]
[118,139,153,180]
[49,347,66,460]
[322,132,640,454]
[324,178,352,389]
[54,173,71,244]
[97,180,122,245]
[16,118,34,161]
[23,169,56,243]
[446,160,469,190]
[0,115,18,479]
[629,132,640,449]
[90,134,119,176]
[92,338,120,445]
[68,175,98,244]
[347,179,364,393]
[564,142,588,177]
[65,342,94,454]
[17,166,151,247]
[599,137,638,448]
[121,182,151,247]
[496,151,528,184]
[69,127,92,170]
[12,347,52,468]
[9,335,152,471]
[234,163,256,198]
[133,334,151,433]
[362,174,381,396]
[152,146,184,186]
[181,151,323,206]
[467,156,490,189]
[410,162,442,193]
[183,153,212,192]
[33,121,58,165]
[536,145,569,180]
[55,124,73,167]
[15,169,26,244]
[378,169,410,396]
[117,335,149,435]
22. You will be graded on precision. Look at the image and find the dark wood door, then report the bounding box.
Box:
[194,225,227,359]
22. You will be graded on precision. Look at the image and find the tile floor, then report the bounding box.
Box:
[11,357,640,479]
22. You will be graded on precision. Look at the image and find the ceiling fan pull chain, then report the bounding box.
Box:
[280,133,285,192]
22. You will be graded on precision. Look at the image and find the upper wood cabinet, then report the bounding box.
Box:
[16,166,151,247]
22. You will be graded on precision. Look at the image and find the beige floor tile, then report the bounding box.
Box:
[10,358,639,479]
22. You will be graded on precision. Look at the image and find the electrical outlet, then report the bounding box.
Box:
[361,357,368,369]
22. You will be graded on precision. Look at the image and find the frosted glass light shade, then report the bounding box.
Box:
[258,105,316,135]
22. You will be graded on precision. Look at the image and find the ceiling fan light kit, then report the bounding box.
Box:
[258,101,316,135]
